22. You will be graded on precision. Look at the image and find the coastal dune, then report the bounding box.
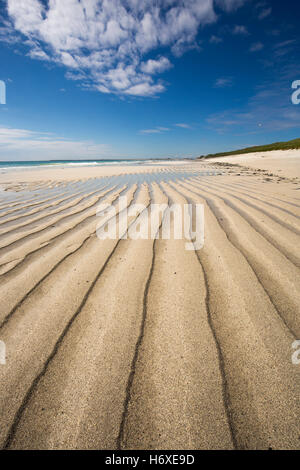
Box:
[0,158,299,450]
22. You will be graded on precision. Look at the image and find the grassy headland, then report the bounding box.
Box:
[199,137,300,159]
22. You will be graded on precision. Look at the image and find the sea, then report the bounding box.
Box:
[0,159,159,172]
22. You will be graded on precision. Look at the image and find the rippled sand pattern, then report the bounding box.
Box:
[0,162,299,450]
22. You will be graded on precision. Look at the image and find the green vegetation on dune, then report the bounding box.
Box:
[199,138,300,159]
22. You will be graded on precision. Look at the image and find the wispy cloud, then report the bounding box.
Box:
[206,61,300,133]
[258,7,272,20]
[0,19,18,44]
[249,42,264,52]
[209,35,223,44]
[273,39,297,58]
[216,0,247,12]
[214,77,233,88]
[140,123,193,134]
[0,126,111,159]
[2,0,246,97]
[232,25,249,35]
[274,40,297,49]
[139,126,170,135]
[175,123,192,129]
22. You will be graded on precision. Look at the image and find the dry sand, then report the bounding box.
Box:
[0,153,299,450]
[210,149,300,179]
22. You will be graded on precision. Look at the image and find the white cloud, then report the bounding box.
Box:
[7,0,44,35]
[28,48,50,61]
[124,82,165,97]
[3,0,245,97]
[0,126,111,160]
[140,57,172,75]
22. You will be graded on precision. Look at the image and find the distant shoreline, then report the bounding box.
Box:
[0,157,192,169]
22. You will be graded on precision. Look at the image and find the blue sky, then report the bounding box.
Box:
[0,0,299,160]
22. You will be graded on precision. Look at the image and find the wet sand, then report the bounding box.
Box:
[0,156,299,450]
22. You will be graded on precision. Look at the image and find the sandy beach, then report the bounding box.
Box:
[209,149,300,179]
[0,153,299,450]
